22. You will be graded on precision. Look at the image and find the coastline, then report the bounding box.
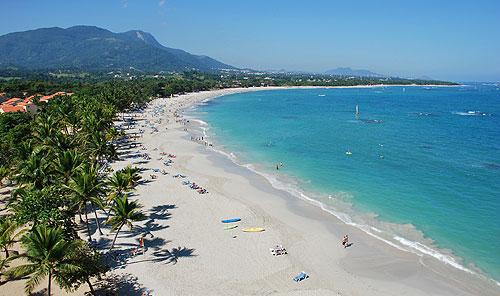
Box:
[106,86,498,295]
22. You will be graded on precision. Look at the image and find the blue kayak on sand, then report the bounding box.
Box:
[221,218,241,223]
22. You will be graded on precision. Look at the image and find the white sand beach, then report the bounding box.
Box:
[6,86,498,296]
[97,86,498,295]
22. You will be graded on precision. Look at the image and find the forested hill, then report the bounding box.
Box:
[0,26,235,72]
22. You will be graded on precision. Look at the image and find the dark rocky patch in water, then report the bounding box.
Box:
[483,162,500,170]
[420,144,433,149]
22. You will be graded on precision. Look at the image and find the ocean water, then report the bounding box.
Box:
[191,84,500,282]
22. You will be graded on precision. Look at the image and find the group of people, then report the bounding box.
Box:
[276,161,284,170]
[189,182,208,194]
[190,135,213,147]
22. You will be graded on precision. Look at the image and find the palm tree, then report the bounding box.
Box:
[15,140,35,162]
[66,164,105,239]
[7,225,81,295]
[53,150,84,185]
[106,170,132,203]
[16,151,53,189]
[120,166,142,188]
[106,195,145,252]
[0,255,15,284]
[0,218,25,258]
[32,114,61,147]
[85,130,116,164]
[54,98,78,136]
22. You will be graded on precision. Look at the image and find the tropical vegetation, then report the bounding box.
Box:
[0,78,156,295]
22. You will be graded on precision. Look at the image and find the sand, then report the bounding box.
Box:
[102,86,499,295]
[3,86,499,295]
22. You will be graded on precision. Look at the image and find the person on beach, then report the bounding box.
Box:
[342,235,349,248]
[276,163,279,170]
[139,237,145,254]
[280,161,284,168]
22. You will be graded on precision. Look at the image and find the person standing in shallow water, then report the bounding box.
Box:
[276,163,279,170]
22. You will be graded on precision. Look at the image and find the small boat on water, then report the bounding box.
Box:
[345,151,352,156]
[355,105,360,117]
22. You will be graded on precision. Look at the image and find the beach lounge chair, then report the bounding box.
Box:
[293,271,309,282]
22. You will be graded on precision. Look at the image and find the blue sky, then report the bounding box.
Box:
[1,0,499,81]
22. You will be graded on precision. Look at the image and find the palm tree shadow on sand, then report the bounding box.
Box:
[89,273,147,296]
[150,246,197,265]
[112,246,196,268]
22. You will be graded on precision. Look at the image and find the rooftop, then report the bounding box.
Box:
[0,92,72,113]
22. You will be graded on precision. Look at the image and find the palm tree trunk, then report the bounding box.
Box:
[48,271,52,296]
[109,223,124,252]
[86,278,96,295]
[4,247,8,258]
[92,204,103,235]
[84,209,92,242]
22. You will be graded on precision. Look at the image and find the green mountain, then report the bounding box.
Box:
[0,26,235,72]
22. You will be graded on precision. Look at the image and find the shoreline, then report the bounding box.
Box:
[107,86,498,295]
[181,86,497,282]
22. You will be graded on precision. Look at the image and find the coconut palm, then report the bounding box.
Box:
[106,170,133,202]
[106,195,145,252]
[0,218,25,258]
[120,165,141,188]
[45,132,75,155]
[0,256,15,284]
[32,114,61,146]
[66,164,105,239]
[7,225,81,295]
[53,150,84,185]
[16,151,53,189]
[85,130,116,164]
[54,98,78,136]
[15,140,35,162]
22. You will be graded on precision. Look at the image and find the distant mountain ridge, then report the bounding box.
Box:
[0,26,235,72]
[325,67,383,77]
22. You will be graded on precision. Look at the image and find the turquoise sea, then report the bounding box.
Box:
[190,84,500,282]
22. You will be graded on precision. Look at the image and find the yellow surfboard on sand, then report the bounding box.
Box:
[242,227,265,232]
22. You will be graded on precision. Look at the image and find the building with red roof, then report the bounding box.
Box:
[0,92,71,114]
